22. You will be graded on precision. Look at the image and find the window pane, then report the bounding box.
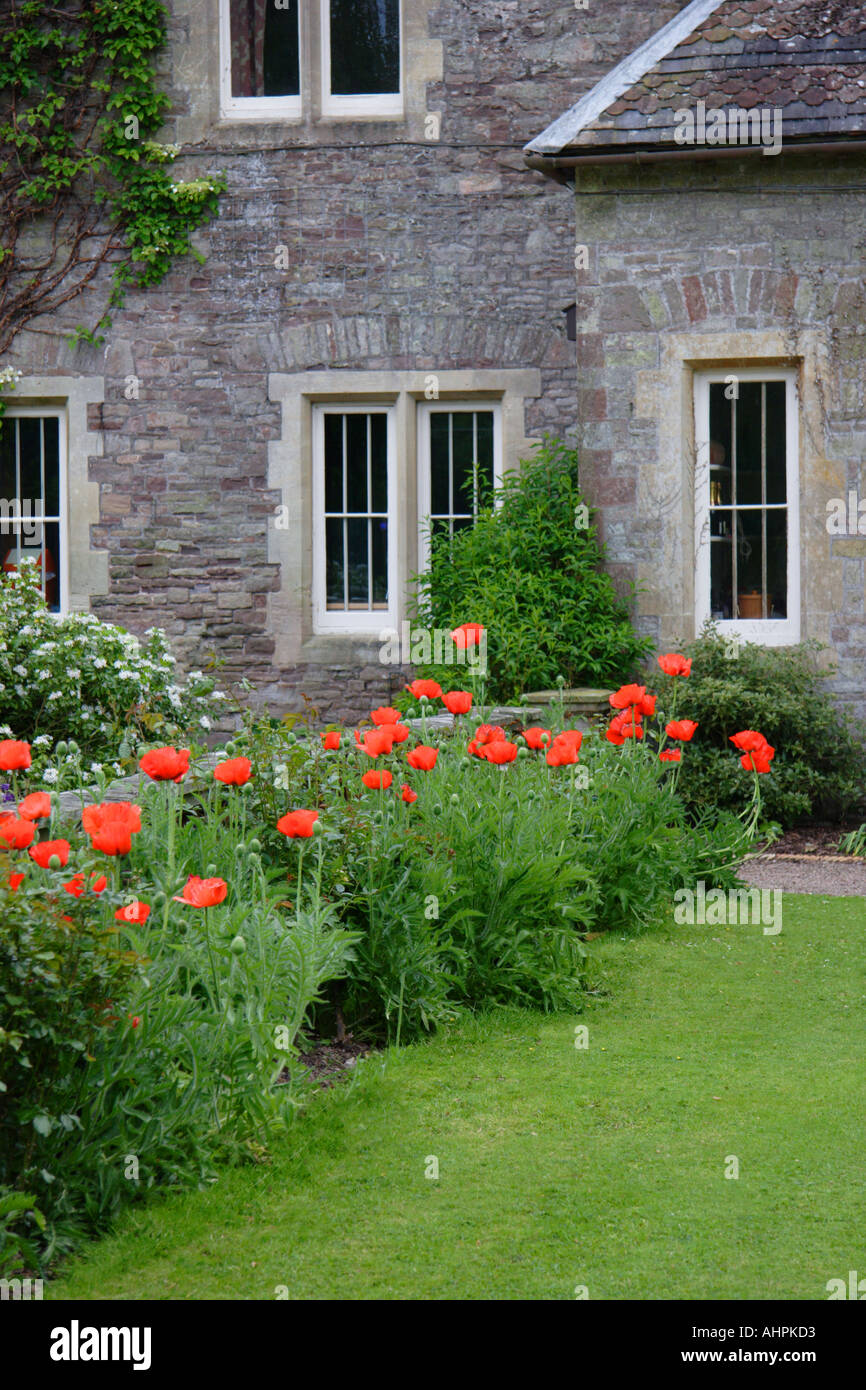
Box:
[324,414,343,513]
[42,519,60,613]
[765,382,787,505]
[708,384,733,507]
[372,518,388,606]
[736,509,764,606]
[710,526,733,620]
[476,412,495,497]
[370,414,387,512]
[430,413,449,515]
[229,0,299,98]
[0,418,14,498]
[325,517,344,607]
[766,510,788,618]
[452,414,476,516]
[346,415,368,513]
[347,517,368,604]
[44,417,59,516]
[735,382,763,506]
[18,417,41,504]
[330,0,400,96]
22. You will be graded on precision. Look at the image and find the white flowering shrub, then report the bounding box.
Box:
[0,562,227,762]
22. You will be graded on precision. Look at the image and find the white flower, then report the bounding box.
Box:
[90,762,104,774]
[68,668,81,679]
[199,716,211,730]
[33,734,51,747]
[13,664,26,676]
[47,690,63,701]
[93,658,107,668]
[42,767,59,784]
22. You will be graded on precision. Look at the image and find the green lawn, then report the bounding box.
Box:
[50,894,865,1300]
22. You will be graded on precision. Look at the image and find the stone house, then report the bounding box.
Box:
[526,0,866,719]
[2,1,864,722]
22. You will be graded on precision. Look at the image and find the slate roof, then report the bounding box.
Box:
[526,0,866,158]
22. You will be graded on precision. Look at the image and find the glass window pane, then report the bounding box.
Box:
[346,415,368,513]
[230,0,299,98]
[736,510,764,613]
[766,510,788,618]
[325,517,344,607]
[42,519,60,613]
[347,517,368,604]
[372,518,388,606]
[765,382,787,505]
[735,382,763,506]
[476,412,495,497]
[330,0,400,96]
[0,418,14,499]
[709,384,733,507]
[18,417,41,504]
[430,413,449,515]
[324,414,343,513]
[710,527,733,620]
[43,417,59,516]
[452,414,476,516]
[370,413,387,513]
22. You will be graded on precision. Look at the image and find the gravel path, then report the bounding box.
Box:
[738,854,866,897]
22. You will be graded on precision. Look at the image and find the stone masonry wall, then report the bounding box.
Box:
[3,1,681,724]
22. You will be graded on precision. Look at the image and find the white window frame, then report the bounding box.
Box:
[416,401,503,572]
[320,0,403,118]
[694,367,800,645]
[0,406,69,617]
[312,402,398,633]
[218,0,303,121]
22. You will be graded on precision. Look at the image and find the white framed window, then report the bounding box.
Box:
[312,403,398,632]
[417,402,502,571]
[694,368,800,645]
[219,0,302,121]
[321,0,403,118]
[0,408,69,615]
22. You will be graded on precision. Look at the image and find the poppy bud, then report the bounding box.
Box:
[206,862,217,877]
[55,741,68,756]
[555,675,566,688]
[312,819,324,835]
[230,934,246,956]
[67,740,79,754]
[48,853,62,870]
[248,838,262,853]
[450,794,459,805]
[517,746,529,759]
[248,853,261,870]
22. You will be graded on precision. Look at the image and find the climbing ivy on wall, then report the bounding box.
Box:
[0,0,225,366]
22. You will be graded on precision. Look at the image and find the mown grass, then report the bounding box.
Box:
[50,894,865,1300]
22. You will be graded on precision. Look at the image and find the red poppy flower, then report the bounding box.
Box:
[666,720,699,742]
[0,815,35,850]
[139,746,190,782]
[451,623,485,650]
[173,875,228,908]
[556,729,584,752]
[740,745,775,774]
[407,745,438,772]
[546,740,580,767]
[359,728,395,757]
[130,1016,140,1029]
[401,784,418,804]
[442,690,472,716]
[0,740,31,771]
[81,802,142,856]
[63,871,108,898]
[474,725,505,746]
[213,757,252,786]
[362,770,392,790]
[522,727,552,750]
[29,838,70,869]
[659,749,682,763]
[657,653,692,678]
[370,707,401,726]
[321,731,341,750]
[609,684,647,710]
[606,711,644,746]
[636,693,656,718]
[8,871,25,891]
[17,791,51,821]
[406,679,442,700]
[115,900,151,924]
[730,730,770,753]
[276,809,319,838]
[482,740,518,765]
[389,723,410,744]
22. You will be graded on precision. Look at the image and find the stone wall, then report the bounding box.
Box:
[571,151,866,718]
[2,2,682,724]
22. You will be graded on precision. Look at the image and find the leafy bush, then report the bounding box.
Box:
[410,438,653,701]
[0,561,226,766]
[656,627,866,826]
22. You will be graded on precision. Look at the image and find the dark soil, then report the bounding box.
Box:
[757,822,864,856]
[286,1036,374,1089]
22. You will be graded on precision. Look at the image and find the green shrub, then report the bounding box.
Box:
[656,627,866,826]
[409,438,653,702]
[0,561,226,768]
